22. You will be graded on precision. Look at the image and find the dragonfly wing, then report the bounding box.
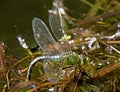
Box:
[49,7,68,41]
[49,7,71,53]
[32,18,62,55]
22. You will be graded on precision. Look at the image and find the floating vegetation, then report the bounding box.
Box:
[1,0,120,92]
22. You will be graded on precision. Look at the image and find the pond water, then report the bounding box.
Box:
[0,0,51,56]
[0,0,82,56]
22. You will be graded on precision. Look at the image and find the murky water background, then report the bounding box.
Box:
[0,0,50,56]
[0,0,52,56]
[0,0,81,56]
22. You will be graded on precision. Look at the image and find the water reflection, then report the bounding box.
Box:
[0,0,52,56]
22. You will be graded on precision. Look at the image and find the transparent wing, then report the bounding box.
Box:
[32,18,62,55]
[49,6,71,53]
[49,7,68,41]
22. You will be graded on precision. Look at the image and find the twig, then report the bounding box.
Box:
[99,39,120,54]
[27,81,65,92]
[93,61,120,78]
[6,55,31,89]
[0,42,6,78]
[107,40,120,44]
[109,46,120,54]
[73,11,120,26]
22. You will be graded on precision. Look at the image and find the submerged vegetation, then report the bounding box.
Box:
[1,0,120,92]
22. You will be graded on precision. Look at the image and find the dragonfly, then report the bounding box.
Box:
[26,4,79,82]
